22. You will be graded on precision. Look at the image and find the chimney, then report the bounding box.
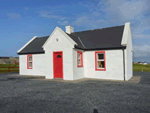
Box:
[65,25,74,34]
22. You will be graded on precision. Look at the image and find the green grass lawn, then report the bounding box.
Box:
[0,64,19,73]
[133,63,150,72]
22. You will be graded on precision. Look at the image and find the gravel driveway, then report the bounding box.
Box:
[0,72,150,113]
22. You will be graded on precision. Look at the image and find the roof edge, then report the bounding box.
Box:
[17,36,37,53]
[75,46,126,51]
[72,25,124,34]
[17,51,45,55]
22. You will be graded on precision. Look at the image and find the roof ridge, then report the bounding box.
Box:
[72,25,124,33]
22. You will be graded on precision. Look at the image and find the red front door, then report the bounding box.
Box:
[53,52,63,79]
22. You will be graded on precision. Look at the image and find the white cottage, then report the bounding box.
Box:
[17,22,133,81]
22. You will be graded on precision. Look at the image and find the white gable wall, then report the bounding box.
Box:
[73,48,84,80]
[43,28,74,80]
[124,26,133,81]
[84,49,124,80]
[19,54,46,76]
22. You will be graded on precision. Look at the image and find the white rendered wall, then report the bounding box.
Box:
[125,27,133,81]
[73,48,84,80]
[19,54,46,76]
[84,50,124,80]
[43,28,74,80]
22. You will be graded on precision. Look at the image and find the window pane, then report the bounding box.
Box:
[29,56,32,61]
[78,53,81,59]
[97,61,105,68]
[29,62,32,67]
[97,53,104,60]
[78,59,81,65]
[57,55,61,58]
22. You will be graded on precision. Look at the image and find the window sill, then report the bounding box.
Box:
[27,67,32,69]
[95,68,106,71]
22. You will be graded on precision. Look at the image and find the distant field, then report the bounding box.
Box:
[0,64,19,73]
[133,63,150,72]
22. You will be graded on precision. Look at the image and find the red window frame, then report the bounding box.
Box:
[95,51,106,71]
[27,55,33,69]
[77,51,83,67]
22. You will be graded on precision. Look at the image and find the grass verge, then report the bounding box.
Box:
[0,64,19,73]
[133,63,150,72]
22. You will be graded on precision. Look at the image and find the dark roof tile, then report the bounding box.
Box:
[70,25,125,49]
[66,33,84,49]
[18,36,49,54]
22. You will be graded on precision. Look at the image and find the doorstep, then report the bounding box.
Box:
[128,75,141,83]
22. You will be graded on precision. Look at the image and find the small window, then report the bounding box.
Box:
[29,56,32,61]
[57,55,61,58]
[98,54,104,59]
[95,51,106,71]
[27,55,32,69]
[77,51,83,67]
[97,61,105,68]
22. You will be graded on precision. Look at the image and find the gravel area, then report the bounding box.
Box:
[0,72,150,113]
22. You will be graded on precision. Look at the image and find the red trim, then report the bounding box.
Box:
[77,51,83,67]
[53,51,63,79]
[95,51,106,71]
[27,55,32,69]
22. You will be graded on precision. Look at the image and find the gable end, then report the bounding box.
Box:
[42,27,77,50]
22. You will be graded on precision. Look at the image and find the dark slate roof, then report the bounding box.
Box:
[66,33,85,49]
[17,25,126,55]
[17,36,49,55]
[70,25,125,50]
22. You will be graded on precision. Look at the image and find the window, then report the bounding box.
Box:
[95,51,106,71]
[77,51,83,67]
[27,55,32,69]
[57,55,61,58]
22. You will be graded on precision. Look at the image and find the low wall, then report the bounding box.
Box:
[0,57,19,64]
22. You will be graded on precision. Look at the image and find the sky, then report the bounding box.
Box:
[0,0,150,63]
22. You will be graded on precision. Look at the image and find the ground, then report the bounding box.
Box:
[0,72,150,113]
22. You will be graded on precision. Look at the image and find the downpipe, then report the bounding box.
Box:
[123,47,125,81]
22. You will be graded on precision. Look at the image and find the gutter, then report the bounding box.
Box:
[17,51,45,55]
[122,47,125,81]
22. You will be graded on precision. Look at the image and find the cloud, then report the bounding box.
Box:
[92,12,100,16]
[7,13,21,19]
[99,0,149,20]
[37,11,66,20]
[76,0,150,27]
[132,34,150,39]
[59,17,67,20]
[72,15,108,29]
[133,44,150,58]
[99,0,150,32]
[57,21,68,25]
[75,16,89,25]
